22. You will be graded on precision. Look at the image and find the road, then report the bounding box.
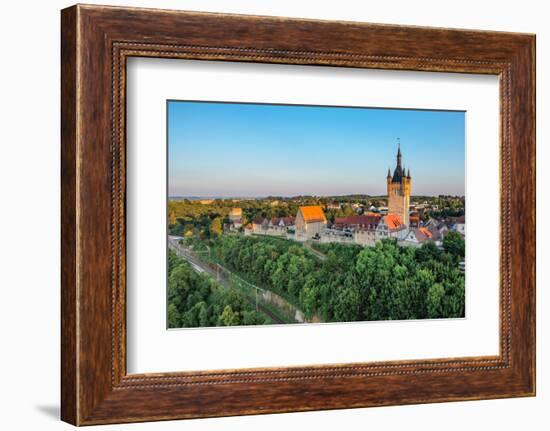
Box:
[168,237,286,324]
[303,241,327,261]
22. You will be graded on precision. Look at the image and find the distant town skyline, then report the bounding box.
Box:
[168,101,465,198]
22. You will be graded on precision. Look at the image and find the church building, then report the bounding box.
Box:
[387,144,412,227]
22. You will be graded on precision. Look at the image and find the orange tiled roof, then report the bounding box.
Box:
[384,214,404,230]
[229,207,242,216]
[419,227,433,238]
[299,205,327,223]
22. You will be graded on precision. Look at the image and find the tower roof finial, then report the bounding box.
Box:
[396,138,402,168]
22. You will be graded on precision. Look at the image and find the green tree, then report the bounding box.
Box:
[168,210,177,226]
[218,305,240,326]
[197,302,209,327]
[332,283,361,322]
[442,277,465,318]
[427,283,445,318]
[415,241,441,263]
[211,217,223,236]
[406,268,435,319]
[443,231,465,259]
[299,275,321,319]
[167,303,180,328]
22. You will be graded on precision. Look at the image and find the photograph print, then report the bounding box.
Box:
[167,101,466,329]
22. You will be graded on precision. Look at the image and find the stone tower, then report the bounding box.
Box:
[387,144,411,227]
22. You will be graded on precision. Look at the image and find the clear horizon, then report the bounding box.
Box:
[168,193,465,199]
[168,101,465,197]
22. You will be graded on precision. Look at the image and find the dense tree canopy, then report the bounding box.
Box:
[167,251,272,328]
[205,235,465,322]
[443,231,465,259]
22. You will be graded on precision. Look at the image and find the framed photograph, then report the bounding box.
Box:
[61,4,535,425]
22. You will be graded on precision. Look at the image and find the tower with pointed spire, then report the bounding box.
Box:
[386,141,412,227]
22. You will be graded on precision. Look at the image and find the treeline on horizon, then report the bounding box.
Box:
[167,250,273,328]
[170,194,466,200]
[200,233,465,322]
[168,196,465,239]
[168,199,361,236]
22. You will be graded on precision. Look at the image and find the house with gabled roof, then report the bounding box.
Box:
[423,217,449,242]
[409,211,420,228]
[295,205,327,241]
[376,214,408,241]
[228,207,242,222]
[332,214,382,230]
[252,216,268,234]
[451,215,466,237]
[266,216,296,236]
[244,223,254,236]
[399,227,435,247]
[328,213,382,246]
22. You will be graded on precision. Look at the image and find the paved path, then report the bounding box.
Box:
[250,232,327,262]
[303,241,327,262]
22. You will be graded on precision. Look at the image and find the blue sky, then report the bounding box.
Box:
[168,101,465,197]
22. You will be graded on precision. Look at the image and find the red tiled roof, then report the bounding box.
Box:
[269,216,295,226]
[282,216,295,226]
[384,214,404,230]
[419,227,433,238]
[333,214,381,227]
[412,227,433,242]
